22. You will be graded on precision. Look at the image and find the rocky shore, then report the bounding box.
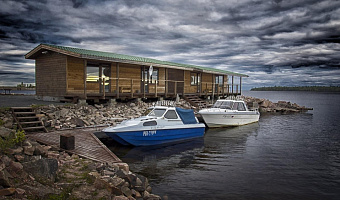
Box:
[0,126,163,200]
[241,96,313,113]
[0,96,312,199]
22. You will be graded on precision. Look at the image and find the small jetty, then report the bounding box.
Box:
[28,128,122,164]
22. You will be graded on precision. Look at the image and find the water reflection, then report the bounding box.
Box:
[104,137,204,163]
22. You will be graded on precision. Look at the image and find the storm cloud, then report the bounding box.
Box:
[1,0,339,89]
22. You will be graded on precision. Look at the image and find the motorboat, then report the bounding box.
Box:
[102,106,205,146]
[198,99,260,128]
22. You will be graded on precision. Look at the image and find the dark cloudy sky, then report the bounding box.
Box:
[1,0,340,89]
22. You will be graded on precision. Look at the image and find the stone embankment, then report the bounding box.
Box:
[0,99,192,131]
[0,126,163,199]
[241,96,313,113]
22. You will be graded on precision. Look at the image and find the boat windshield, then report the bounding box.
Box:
[143,108,153,116]
[212,101,223,108]
[220,101,233,109]
[213,101,233,109]
[148,108,167,117]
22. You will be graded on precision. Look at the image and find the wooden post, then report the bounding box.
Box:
[212,83,215,102]
[60,134,75,150]
[227,84,230,95]
[240,77,242,95]
[174,81,177,95]
[232,76,234,94]
[103,77,105,99]
[199,73,202,96]
[155,80,158,97]
[165,68,168,97]
[131,79,133,98]
[99,65,103,94]
[116,63,119,99]
[217,83,219,97]
[83,60,87,99]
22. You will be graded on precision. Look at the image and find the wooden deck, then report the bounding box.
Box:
[28,128,122,164]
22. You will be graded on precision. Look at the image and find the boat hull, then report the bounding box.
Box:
[200,112,260,128]
[104,126,205,146]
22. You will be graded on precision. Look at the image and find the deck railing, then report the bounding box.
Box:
[76,77,240,98]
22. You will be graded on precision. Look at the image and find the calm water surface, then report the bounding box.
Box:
[107,91,340,200]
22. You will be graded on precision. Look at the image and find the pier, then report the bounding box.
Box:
[28,128,122,164]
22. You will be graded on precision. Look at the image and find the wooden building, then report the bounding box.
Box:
[25,44,248,102]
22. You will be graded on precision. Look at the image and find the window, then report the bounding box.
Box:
[142,68,159,84]
[232,102,246,111]
[220,101,233,109]
[215,75,224,86]
[237,103,246,111]
[164,110,178,119]
[143,121,157,126]
[151,69,158,84]
[143,108,153,116]
[86,66,99,82]
[148,108,166,117]
[213,101,223,108]
[191,73,200,86]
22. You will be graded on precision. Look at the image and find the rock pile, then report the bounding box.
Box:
[1,96,312,131]
[0,128,161,199]
[35,100,192,130]
[241,96,313,113]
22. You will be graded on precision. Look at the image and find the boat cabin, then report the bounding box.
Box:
[212,100,248,111]
[25,44,248,102]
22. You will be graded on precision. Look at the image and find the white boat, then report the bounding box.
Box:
[102,106,205,146]
[198,99,260,128]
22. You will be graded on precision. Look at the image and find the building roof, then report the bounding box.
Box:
[25,43,248,77]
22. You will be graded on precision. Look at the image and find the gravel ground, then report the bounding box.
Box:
[0,95,67,107]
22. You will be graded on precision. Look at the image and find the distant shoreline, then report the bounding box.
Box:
[250,86,340,92]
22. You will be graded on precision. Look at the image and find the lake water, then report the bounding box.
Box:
[105,91,340,200]
[0,89,35,95]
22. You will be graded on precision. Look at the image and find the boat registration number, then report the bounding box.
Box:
[143,130,157,136]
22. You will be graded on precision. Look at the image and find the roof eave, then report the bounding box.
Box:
[25,44,81,59]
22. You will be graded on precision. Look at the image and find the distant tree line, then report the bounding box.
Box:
[17,82,35,89]
[250,86,340,92]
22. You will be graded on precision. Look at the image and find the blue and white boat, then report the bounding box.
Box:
[102,106,206,146]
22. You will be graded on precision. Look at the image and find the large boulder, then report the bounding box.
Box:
[0,127,12,138]
[22,158,58,184]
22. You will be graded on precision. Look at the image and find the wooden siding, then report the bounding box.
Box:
[157,68,166,93]
[66,56,84,94]
[168,68,184,94]
[117,64,140,93]
[184,71,199,94]
[201,73,213,93]
[35,52,67,96]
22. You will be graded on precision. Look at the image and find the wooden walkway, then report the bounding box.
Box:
[28,128,122,164]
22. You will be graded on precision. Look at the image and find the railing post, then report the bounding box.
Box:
[212,83,215,101]
[116,63,119,99]
[83,60,87,99]
[103,77,106,99]
[174,81,177,95]
[131,79,133,98]
[165,80,168,97]
[232,76,234,94]
[155,80,158,97]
